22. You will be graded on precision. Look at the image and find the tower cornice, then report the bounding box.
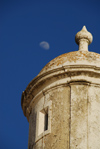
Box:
[22,64,100,121]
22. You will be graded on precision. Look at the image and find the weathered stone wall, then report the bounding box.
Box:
[43,86,70,149]
[70,84,100,149]
[88,86,100,148]
[28,86,70,149]
[28,83,100,149]
[70,84,88,148]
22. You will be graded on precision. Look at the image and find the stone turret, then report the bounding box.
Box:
[21,26,100,149]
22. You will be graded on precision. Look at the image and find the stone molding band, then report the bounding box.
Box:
[21,65,100,121]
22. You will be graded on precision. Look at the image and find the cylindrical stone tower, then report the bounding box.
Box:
[21,26,100,149]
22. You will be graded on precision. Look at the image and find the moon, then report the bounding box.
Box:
[39,41,50,50]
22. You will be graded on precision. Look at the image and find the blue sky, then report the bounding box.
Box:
[0,0,100,148]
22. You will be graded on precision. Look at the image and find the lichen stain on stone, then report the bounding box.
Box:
[39,51,100,75]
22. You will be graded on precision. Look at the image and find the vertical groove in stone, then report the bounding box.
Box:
[87,86,89,149]
[69,84,71,149]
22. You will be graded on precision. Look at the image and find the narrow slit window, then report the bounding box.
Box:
[38,108,48,136]
[44,113,48,131]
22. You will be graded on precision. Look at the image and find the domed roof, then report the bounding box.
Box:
[39,51,100,75]
[39,26,100,75]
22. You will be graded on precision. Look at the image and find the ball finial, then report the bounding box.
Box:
[75,26,93,51]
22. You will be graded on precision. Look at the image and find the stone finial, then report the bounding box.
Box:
[75,26,93,51]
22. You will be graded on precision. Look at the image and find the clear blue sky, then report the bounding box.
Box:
[0,0,100,148]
